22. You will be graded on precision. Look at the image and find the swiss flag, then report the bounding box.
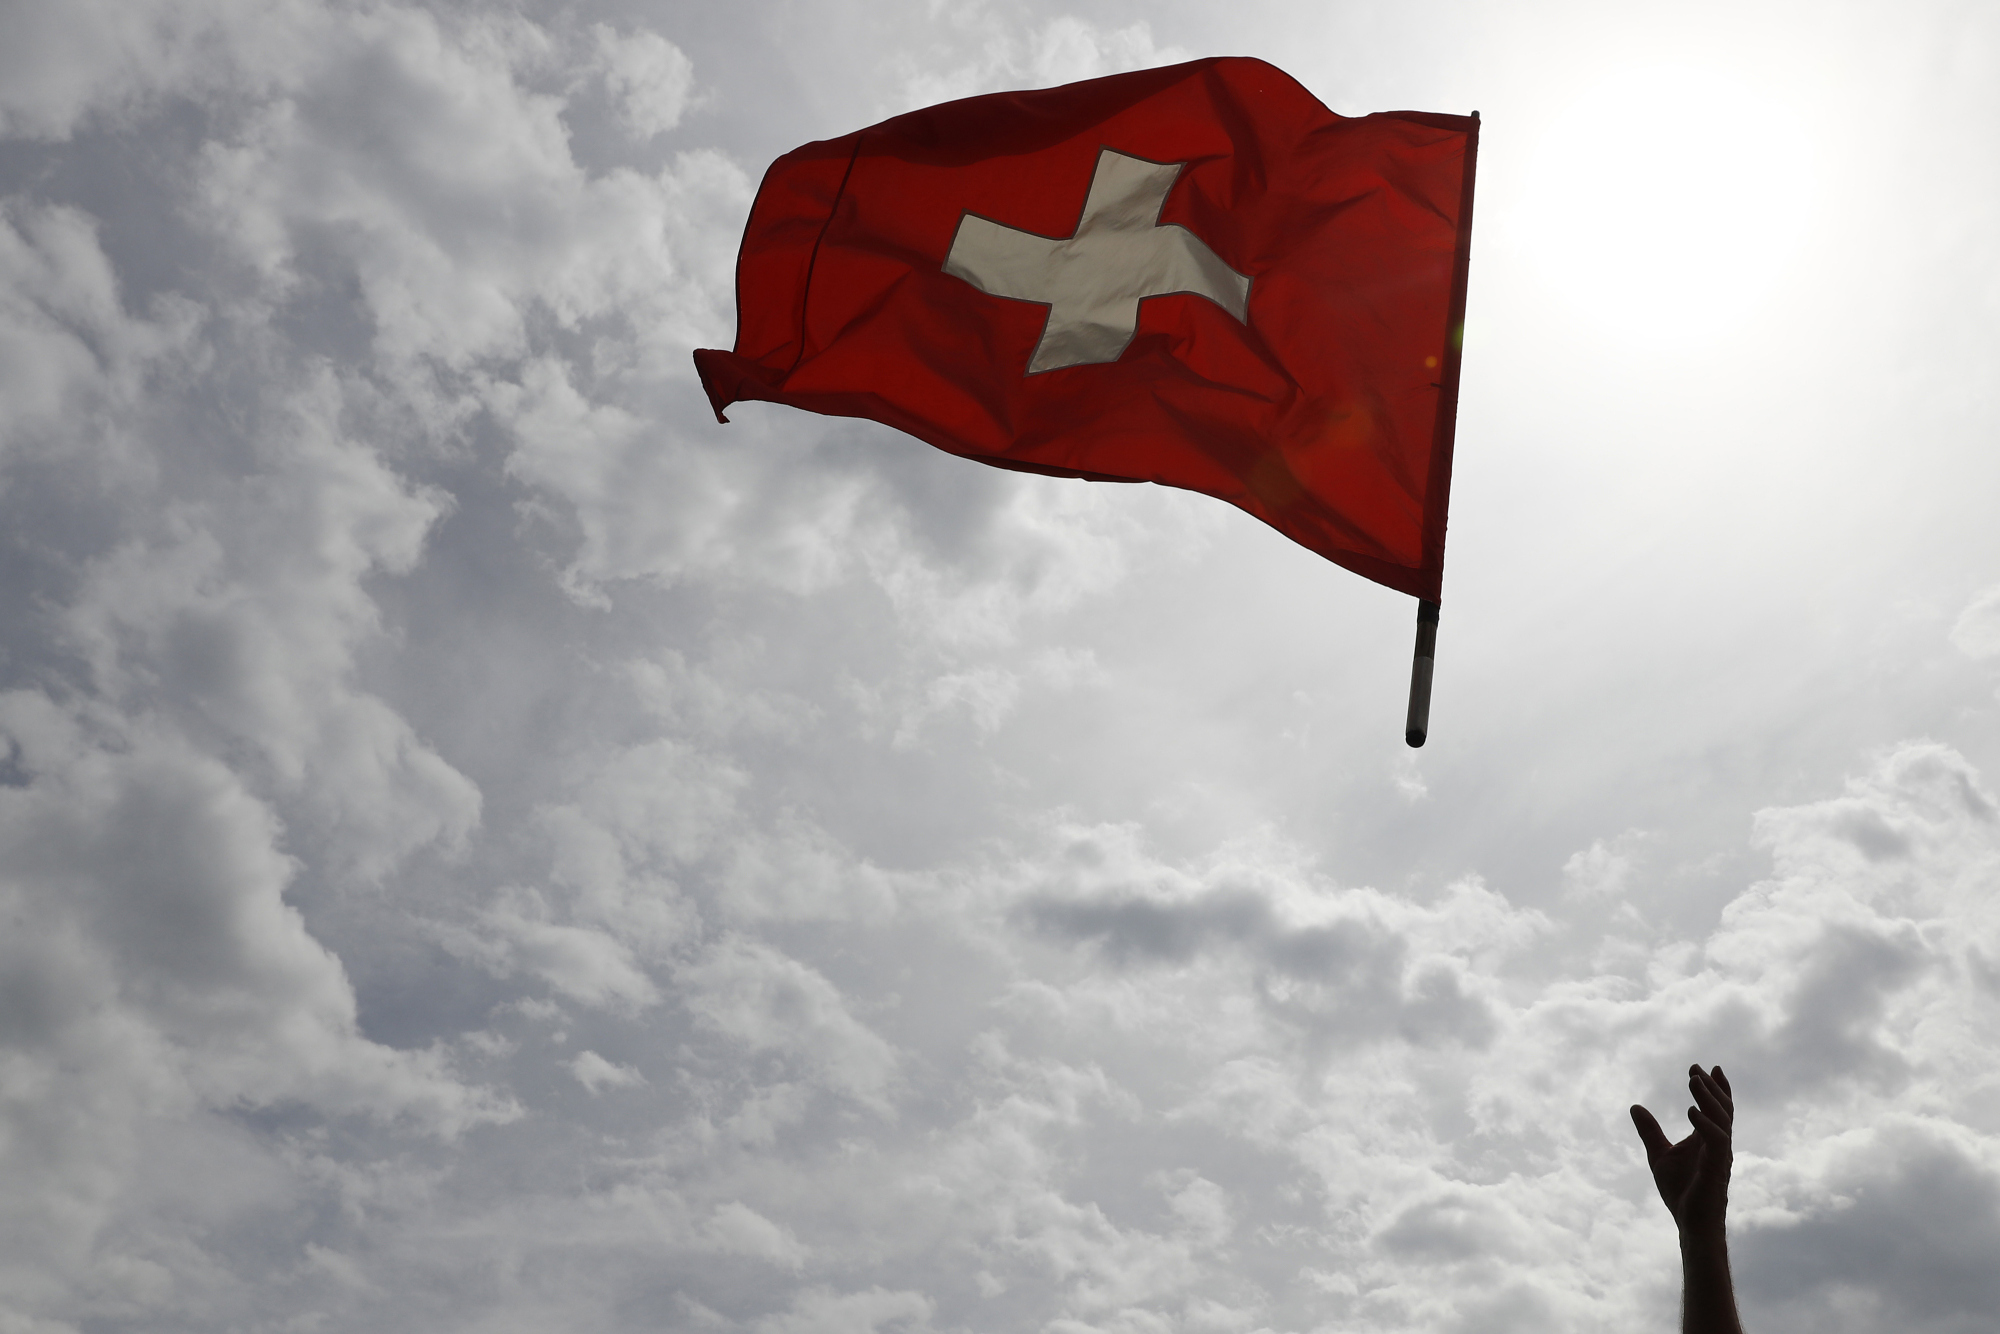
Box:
[695,58,1477,602]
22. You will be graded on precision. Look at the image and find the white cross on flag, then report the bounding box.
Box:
[696,58,1477,605]
[944,149,1253,374]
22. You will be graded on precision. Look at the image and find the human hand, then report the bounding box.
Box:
[1631,1064,1734,1238]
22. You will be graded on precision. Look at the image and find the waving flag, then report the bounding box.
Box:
[695,56,1476,684]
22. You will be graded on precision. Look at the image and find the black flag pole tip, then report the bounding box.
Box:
[1405,599,1440,748]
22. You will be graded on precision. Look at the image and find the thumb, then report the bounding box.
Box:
[1631,1104,1672,1160]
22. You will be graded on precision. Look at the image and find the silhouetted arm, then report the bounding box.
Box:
[1631,1065,1743,1334]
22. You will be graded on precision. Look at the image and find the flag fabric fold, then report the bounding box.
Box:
[695,57,1476,602]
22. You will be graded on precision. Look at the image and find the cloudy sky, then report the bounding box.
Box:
[3,1,1999,1330]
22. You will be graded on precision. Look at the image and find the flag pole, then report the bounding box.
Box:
[1405,109,1474,749]
[1404,599,1439,747]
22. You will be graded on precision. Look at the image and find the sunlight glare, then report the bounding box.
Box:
[1519,65,1820,346]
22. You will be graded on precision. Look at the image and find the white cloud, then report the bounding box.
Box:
[680,937,901,1111]
[569,1049,645,1093]
[756,1286,933,1334]
[1391,751,1430,802]
[453,886,661,1012]
[0,200,203,461]
[60,369,481,879]
[893,665,1022,747]
[594,24,696,139]
[623,650,816,741]
[888,14,1191,116]
[0,0,242,140]
[1562,829,1651,900]
[704,1200,809,1268]
[0,690,511,1318]
[889,648,1105,747]
[189,7,742,374]
[1949,584,2000,661]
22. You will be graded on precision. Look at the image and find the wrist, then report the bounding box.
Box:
[1678,1220,1729,1255]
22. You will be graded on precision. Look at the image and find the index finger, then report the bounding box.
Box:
[1689,1066,1732,1128]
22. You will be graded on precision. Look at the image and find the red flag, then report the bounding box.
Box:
[695,57,1477,602]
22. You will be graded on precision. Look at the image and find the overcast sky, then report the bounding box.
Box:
[3,1,1999,1331]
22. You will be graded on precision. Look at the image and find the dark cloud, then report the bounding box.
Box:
[1740,1129,2000,1334]
[1375,1191,1518,1263]
[1705,923,1932,1101]
[1021,884,1496,1048]
[1830,807,1913,861]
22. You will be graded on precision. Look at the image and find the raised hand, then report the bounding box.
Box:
[1631,1064,1734,1236]
[1632,1064,1743,1334]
